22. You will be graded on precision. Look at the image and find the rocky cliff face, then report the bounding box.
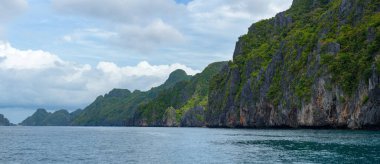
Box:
[206,0,380,129]
[180,106,205,127]
[162,107,178,127]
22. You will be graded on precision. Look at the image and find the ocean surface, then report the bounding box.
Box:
[0,127,379,163]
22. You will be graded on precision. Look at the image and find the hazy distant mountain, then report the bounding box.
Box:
[20,108,82,126]
[0,114,11,126]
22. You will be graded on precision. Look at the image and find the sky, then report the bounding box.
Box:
[0,0,293,123]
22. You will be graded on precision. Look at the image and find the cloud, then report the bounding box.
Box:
[54,0,292,55]
[63,20,185,51]
[53,0,186,51]
[52,0,184,24]
[0,42,63,69]
[0,0,28,22]
[0,41,199,109]
[97,60,197,78]
[115,19,185,51]
[186,0,293,34]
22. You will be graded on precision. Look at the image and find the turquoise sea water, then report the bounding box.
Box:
[0,127,379,163]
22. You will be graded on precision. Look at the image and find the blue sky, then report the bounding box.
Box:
[175,0,192,4]
[0,0,292,123]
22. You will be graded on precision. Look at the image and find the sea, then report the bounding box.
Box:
[0,127,379,163]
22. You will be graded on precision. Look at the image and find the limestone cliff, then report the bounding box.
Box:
[206,0,380,129]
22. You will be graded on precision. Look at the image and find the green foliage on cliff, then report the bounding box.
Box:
[320,11,380,95]
[215,0,380,108]
[72,89,148,126]
[135,62,227,124]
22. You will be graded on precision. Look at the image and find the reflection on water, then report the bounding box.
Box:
[0,127,379,163]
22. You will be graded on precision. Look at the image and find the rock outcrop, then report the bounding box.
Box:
[181,106,205,127]
[162,107,178,127]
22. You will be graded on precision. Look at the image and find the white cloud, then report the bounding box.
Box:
[97,60,197,78]
[0,41,199,109]
[0,42,63,69]
[186,0,293,34]
[63,35,72,42]
[54,0,292,56]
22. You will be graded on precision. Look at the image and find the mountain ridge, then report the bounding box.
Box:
[22,62,227,126]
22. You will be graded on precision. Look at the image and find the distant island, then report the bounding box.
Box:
[20,109,82,126]
[0,114,12,126]
[21,0,380,129]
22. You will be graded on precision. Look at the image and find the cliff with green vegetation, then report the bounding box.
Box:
[20,108,81,126]
[0,114,11,126]
[72,62,227,126]
[134,62,227,126]
[206,0,380,129]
